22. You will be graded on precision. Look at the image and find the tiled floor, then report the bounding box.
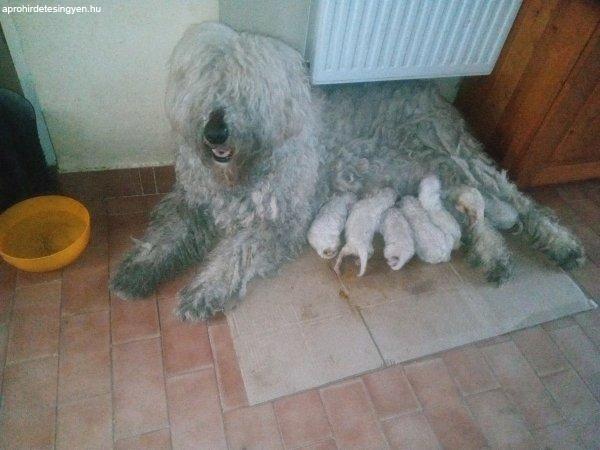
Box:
[0,178,599,449]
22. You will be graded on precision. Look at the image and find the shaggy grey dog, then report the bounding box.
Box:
[111,22,584,320]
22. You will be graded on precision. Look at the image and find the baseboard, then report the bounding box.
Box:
[58,165,175,201]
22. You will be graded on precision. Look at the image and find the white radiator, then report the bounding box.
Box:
[306,0,522,84]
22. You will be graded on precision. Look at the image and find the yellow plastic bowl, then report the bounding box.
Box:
[0,195,90,272]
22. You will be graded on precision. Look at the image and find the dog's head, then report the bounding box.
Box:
[166,22,313,186]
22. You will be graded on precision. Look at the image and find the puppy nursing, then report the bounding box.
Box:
[308,193,357,259]
[334,188,396,276]
[379,207,414,270]
[311,175,468,276]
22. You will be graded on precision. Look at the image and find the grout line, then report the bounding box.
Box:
[151,167,158,195]
[156,294,176,450]
[0,274,16,414]
[357,306,386,365]
[269,401,287,449]
[107,240,117,447]
[136,168,143,196]
[207,326,233,450]
[316,388,338,450]
[115,426,171,444]
[53,272,64,448]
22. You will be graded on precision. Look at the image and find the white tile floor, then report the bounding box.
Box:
[228,239,594,405]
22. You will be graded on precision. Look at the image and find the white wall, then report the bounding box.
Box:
[220,0,311,54]
[2,0,219,172]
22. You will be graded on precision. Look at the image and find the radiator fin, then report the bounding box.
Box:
[308,0,522,84]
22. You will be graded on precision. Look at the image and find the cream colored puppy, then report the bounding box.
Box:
[379,207,415,270]
[418,175,461,250]
[308,192,357,259]
[335,188,396,276]
[400,196,452,264]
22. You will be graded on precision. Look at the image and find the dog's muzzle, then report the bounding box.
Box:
[204,139,234,163]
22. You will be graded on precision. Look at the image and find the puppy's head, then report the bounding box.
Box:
[166,22,312,186]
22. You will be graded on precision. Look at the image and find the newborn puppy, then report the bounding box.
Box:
[335,188,396,276]
[418,175,461,250]
[308,192,357,259]
[400,196,452,264]
[379,207,415,270]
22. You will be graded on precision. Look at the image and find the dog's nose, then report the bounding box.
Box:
[204,109,229,145]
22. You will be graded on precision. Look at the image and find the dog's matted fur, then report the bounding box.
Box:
[111,23,584,320]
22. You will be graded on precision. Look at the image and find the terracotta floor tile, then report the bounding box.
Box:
[56,393,112,450]
[404,358,461,409]
[111,295,160,344]
[362,365,421,419]
[0,406,56,449]
[465,389,535,448]
[577,411,600,449]
[542,316,578,332]
[296,438,338,450]
[99,168,143,198]
[3,355,58,411]
[482,341,563,428]
[60,310,110,354]
[112,338,169,439]
[59,349,111,404]
[166,369,227,450]
[425,401,488,450]
[114,428,172,450]
[569,263,600,301]
[89,212,109,249]
[586,371,600,401]
[106,195,148,216]
[61,245,109,316]
[139,167,157,195]
[209,322,248,411]
[542,369,600,425]
[574,309,600,347]
[157,267,195,298]
[381,412,440,450]
[0,323,7,379]
[154,165,176,193]
[442,345,500,396]
[549,325,600,379]
[512,325,568,376]
[274,390,332,448]
[158,296,213,376]
[145,193,166,211]
[224,403,283,450]
[320,380,388,450]
[531,422,585,450]
[7,281,61,363]
[16,268,62,287]
[58,311,111,402]
[0,263,16,324]
[474,333,512,348]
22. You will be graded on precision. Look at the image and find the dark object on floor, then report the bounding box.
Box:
[0,88,58,212]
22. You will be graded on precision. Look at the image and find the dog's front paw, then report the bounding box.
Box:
[176,285,225,321]
[110,256,159,300]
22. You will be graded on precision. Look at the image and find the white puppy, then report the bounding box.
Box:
[400,196,452,264]
[335,188,396,276]
[379,207,415,270]
[418,175,461,250]
[308,192,357,259]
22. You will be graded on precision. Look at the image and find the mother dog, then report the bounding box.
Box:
[111,23,584,320]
